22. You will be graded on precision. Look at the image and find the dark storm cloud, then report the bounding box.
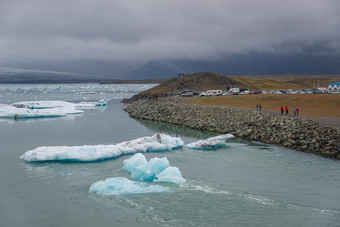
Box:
[0,0,340,64]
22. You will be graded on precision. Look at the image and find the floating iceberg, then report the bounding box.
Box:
[184,134,234,150]
[89,177,168,195]
[20,134,184,162]
[74,99,107,108]
[155,167,186,184]
[12,101,73,109]
[0,105,67,118]
[12,100,107,110]
[123,153,186,184]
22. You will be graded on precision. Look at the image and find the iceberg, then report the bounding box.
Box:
[20,134,184,162]
[0,104,83,118]
[0,105,66,118]
[12,100,106,110]
[184,134,234,150]
[89,177,168,195]
[74,99,107,108]
[12,101,73,109]
[123,153,186,184]
[155,167,186,184]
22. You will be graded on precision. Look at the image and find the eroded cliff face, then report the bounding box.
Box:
[125,100,340,159]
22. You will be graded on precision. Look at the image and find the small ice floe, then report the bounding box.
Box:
[74,99,107,108]
[123,153,186,184]
[154,166,186,184]
[20,134,184,162]
[184,134,234,150]
[89,177,168,195]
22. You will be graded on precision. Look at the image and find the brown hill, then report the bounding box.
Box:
[129,72,340,100]
[133,72,253,97]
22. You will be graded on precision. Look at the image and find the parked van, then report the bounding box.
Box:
[206,90,223,96]
[229,88,240,94]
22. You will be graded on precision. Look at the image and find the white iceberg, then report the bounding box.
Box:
[12,101,73,109]
[74,99,107,108]
[20,134,184,162]
[155,167,186,184]
[0,104,83,118]
[123,153,186,184]
[12,100,106,110]
[0,105,67,118]
[184,134,234,150]
[89,177,168,195]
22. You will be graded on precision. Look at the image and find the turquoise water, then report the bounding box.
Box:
[0,86,339,227]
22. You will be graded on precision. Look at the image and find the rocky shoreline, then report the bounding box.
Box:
[125,100,340,159]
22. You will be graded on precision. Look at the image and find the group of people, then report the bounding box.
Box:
[139,94,159,101]
[256,104,262,111]
[280,106,300,116]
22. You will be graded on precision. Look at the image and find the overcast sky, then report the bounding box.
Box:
[1,0,340,68]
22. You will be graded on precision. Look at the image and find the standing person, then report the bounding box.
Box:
[294,107,296,116]
[280,106,284,115]
[259,104,262,111]
[285,106,289,115]
[256,104,259,111]
[296,107,299,116]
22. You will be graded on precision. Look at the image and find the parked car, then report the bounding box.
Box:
[239,91,250,95]
[180,90,193,97]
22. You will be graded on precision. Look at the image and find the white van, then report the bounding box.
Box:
[206,90,223,96]
[229,88,240,94]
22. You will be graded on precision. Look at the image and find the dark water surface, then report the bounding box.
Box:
[0,100,339,227]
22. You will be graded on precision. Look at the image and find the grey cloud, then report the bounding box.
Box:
[0,0,340,65]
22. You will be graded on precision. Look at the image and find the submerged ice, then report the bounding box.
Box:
[184,134,234,150]
[89,177,168,195]
[123,153,186,184]
[20,134,184,162]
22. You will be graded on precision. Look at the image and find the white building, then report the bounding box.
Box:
[327,82,340,91]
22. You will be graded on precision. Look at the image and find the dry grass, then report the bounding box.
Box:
[185,94,340,118]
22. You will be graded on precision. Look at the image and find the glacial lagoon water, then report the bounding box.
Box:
[0,84,340,227]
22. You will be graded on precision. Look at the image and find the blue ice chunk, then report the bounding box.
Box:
[123,153,186,184]
[124,155,169,182]
[155,167,186,184]
[89,177,168,195]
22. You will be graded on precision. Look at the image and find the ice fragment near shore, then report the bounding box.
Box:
[184,134,234,150]
[123,153,186,184]
[20,134,184,162]
[89,177,168,195]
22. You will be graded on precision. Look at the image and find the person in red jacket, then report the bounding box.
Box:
[285,106,289,115]
[280,106,284,115]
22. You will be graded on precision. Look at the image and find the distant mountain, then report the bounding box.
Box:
[3,52,340,82]
[0,67,91,83]
[3,60,140,79]
[126,53,340,79]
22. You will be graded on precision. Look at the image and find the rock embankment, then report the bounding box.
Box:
[125,100,340,159]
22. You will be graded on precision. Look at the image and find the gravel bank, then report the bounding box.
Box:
[125,100,340,159]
